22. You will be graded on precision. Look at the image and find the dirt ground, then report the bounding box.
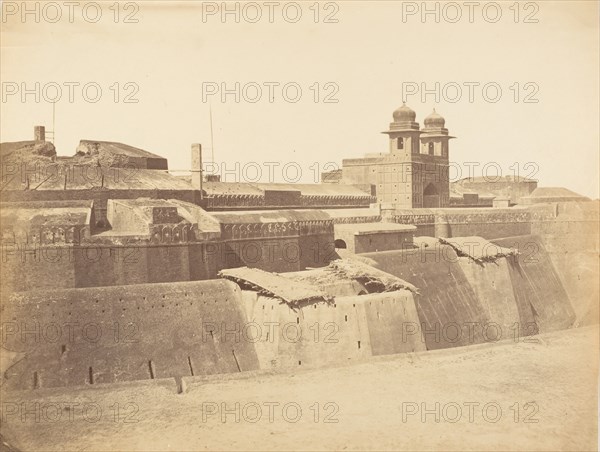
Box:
[1,325,598,451]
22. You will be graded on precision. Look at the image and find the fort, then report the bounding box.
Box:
[0,103,597,396]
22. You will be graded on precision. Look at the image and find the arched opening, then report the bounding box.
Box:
[424,183,438,196]
[397,137,404,150]
[423,183,440,208]
[428,142,434,155]
[334,239,347,249]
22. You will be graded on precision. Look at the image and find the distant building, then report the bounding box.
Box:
[520,187,590,205]
[452,175,537,205]
[341,104,453,208]
[333,222,416,253]
[321,168,342,184]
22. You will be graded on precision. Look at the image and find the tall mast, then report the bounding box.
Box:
[209,103,215,164]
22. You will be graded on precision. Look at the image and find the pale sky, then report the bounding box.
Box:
[1,1,598,197]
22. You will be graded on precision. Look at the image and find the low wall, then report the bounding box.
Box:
[1,280,260,390]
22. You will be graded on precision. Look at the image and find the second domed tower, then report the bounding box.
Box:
[420,108,453,158]
[423,109,445,129]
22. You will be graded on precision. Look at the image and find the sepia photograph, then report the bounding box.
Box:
[0,1,598,450]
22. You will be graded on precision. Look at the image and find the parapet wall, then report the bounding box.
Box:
[1,280,259,391]
[392,208,532,239]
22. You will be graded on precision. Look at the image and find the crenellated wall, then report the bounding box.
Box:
[391,208,532,239]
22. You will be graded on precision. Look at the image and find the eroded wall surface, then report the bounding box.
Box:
[492,235,576,333]
[362,235,578,347]
[1,280,259,391]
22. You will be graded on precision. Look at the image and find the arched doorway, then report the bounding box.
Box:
[334,239,347,249]
[423,183,440,208]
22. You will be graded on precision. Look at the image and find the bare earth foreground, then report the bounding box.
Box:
[1,326,598,451]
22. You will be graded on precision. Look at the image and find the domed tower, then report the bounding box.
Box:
[418,108,454,207]
[420,108,452,157]
[341,103,454,209]
[374,103,424,208]
[382,103,422,155]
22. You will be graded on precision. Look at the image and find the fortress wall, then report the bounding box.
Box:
[241,290,425,371]
[393,212,435,237]
[360,246,492,350]
[217,234,336,274]
[545,247,599,326]
[1,280,260,390]
[146,246,191,283]
[445,220,531,239]
[298,233,337,269]
[73,246,148,288]
[492,235,576,333]
[1,189,198,208]
[1,246,76,297]
[219,237,303,273]
[73,245,192,288]
[362,290,425,355]
[1,190,201,227]
[441,211,532,239]
[456,257,521,340]
[529,206,599,325]
[392,209,531,239]
[1,234,334,293]
[242,292,372,369]
[188,243,220,281]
